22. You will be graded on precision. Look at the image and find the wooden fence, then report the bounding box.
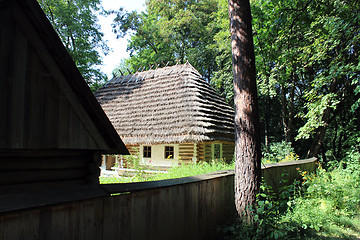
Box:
[262,157,318,193]
[0,158,317,240]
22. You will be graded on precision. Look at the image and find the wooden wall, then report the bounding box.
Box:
[126,145,140,155]
[0,150,101,194]
[103,141,234,168]
[178,143,195,163]
[0,170,236,240]
[0,159,318,240]
[0,2,106,151]
[262,157,318,193]
[121,142,234,164]
[196,141,234,163]
[222,142,235,163]
[196,142,210,162]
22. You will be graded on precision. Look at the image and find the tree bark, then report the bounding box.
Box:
[287,73,296,143]
[307,106,332,158]
[280,84,289,140]
[228,0,261,223]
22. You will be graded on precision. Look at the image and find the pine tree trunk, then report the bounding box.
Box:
[228,0,261,223]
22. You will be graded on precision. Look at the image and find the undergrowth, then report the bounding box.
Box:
[218,147,360,240]
[262,141,299,163]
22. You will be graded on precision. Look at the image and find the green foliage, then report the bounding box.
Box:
[112,0,221,80]
[282,160,360,238]
[218,177,303,240]
[210,0,233,105]
[219,156,360,239]
[262,141,299,163]
[112,58,132,77]
[38,0,108,89]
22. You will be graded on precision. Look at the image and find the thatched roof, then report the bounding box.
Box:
[95,62,235,145]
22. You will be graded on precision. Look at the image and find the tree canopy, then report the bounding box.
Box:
[37,0,108,91]
[111,0,221,81]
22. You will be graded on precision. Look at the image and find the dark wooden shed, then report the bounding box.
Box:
[0,0,128,195]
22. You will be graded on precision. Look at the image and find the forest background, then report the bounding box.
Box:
[37,0,360,165]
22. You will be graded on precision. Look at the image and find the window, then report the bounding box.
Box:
[143,146,151,158]
[165,146,174,159]
[212,143,222,159]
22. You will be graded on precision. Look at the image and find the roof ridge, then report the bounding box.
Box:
[103,62,203,87]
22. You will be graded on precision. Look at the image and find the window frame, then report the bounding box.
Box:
[212,143,223,160]
[164,146,174,159]
[143,146,151,158]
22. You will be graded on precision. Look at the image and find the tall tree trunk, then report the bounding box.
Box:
[307,106,332,158]
[287,73,296,143]
[264,88,270,146]
[280,84,289,140]
[280,77,295,144]
[228,0,261,223]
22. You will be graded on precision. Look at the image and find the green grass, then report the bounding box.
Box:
[99,160,234,184]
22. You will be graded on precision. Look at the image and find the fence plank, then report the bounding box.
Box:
[0,159,317,240]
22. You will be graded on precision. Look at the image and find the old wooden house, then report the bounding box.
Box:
[95,63,235,167]
[0,0,128,195]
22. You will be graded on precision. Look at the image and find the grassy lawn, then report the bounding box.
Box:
[100,160,234,184]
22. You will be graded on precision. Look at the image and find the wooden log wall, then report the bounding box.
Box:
[102,145,139,169]
[178,143,195,164]
[196,142,234,162]
[222,142,235,163]
[0,150,101,194]
[197,143,204,162]
[126,145,140,156]
[203,143,212,161]
[115,142,233,164]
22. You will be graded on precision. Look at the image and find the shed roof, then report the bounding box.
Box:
[0,0,128,154]
[95,62,235,145]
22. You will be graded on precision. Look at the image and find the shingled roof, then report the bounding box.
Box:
[95,62,235,145]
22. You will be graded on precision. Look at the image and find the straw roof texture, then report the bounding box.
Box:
[95,62,235,145]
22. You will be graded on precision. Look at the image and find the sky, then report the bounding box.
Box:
[98,0,146,78]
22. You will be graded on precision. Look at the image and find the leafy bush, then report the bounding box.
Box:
[281,162,360,238]
[262,141,299,163]
[219,151,360,239]
[218,176,303,240]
